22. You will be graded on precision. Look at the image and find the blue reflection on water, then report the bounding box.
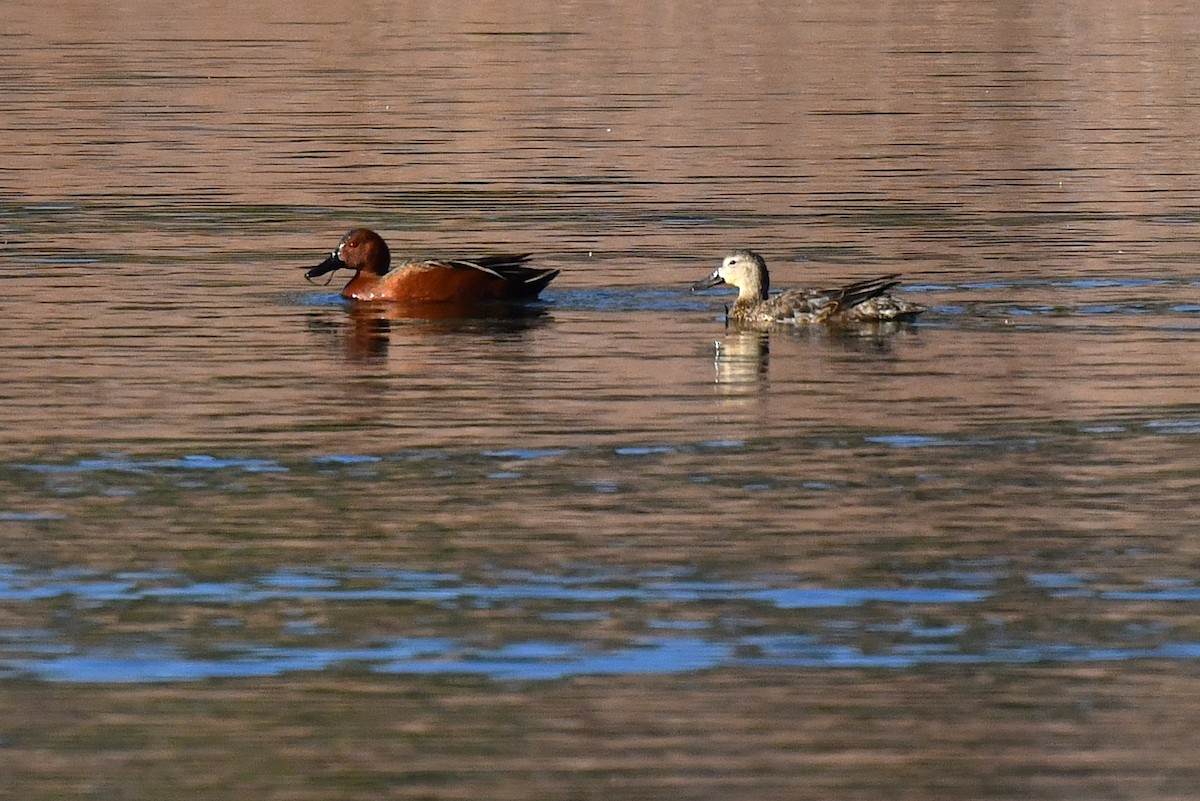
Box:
[4,633,1199,684]
[0,565,1197,683]
[0,567,987,607]
[19,454,289,474]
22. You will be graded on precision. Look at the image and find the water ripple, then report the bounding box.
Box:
[0,565,1195,683]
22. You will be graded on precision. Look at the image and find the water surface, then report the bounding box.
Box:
[2,0,1199,798]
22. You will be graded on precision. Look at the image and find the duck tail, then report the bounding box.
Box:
[518,268,561,299]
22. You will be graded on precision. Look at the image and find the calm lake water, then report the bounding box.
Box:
[3,0,1200,798]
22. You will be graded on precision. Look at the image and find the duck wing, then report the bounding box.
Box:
[443,255,561,299]
[755,274,906,323]
[819,274,901,312]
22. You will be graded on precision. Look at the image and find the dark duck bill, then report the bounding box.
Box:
[305,250,347,282]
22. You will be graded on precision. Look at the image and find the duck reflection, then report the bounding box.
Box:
[708,322,921,389]
[781,319,923,351]
[711,329,771,388]
[306,301,552,362]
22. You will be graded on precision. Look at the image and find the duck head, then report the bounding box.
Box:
[306,228,392,281]
[692,249,770,301]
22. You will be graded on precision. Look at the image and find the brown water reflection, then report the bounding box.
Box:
[4,668,1197,800]
[3,0,1200,797]
[304,300,556,362]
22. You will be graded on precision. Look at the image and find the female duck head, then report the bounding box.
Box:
[692,250,770,301]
